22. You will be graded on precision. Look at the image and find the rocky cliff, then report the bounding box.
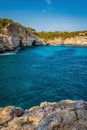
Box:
[0,19,45,53]
[37,31,87,46]
[0,19,87,53]
[0,100,87,130]
[46,36,87,46]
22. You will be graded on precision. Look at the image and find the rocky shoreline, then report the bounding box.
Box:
[0,19,87,53]
[0,100,87,130]
[0,20,45,53]
[46,36,87,46]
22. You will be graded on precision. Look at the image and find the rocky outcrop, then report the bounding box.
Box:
[0,100,87,130]
[46,36,87,46]
[46,37,63,45]
[0,21,46,53]
[0,19,87,53]
[64,36,87,46]
[0,24,32,53]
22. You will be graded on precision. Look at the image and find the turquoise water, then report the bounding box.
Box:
[0,45,87,109]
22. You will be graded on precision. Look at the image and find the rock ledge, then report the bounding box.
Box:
[0,100,87,130]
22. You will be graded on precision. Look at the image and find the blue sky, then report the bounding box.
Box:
[0,0,87,31]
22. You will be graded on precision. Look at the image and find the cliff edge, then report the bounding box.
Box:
[0,100,87,130]
[37,31,87,46]
[0,19,45,53]
[0,19,87,53]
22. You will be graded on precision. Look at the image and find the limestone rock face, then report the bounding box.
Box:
[35,38,46,46]
[46,37,63,45]
[0,100,87,130]
[0,106,24,129]
[1,20,87,53]
[64,36,87,46]
[45,36,87,46]
[0,23,45,53]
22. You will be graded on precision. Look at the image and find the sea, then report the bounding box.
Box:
[0,45,87,109]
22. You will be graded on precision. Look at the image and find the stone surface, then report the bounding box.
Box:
[0,106,24,125]
[0,23,45,53]
[0,20,87,53]
[46,36,87,46]
[0,100,87,130]
[64,36,87,46]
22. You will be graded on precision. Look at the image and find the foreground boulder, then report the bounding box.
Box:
[0,100,87,130]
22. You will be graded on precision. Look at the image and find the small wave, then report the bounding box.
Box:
[0,47,22,56]
[0,52,17,56]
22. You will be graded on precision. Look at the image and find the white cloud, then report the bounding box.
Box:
[46,0,51,5]
[41,0,52,14]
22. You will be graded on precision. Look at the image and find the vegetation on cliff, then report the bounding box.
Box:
[0,18,46,53]
[0,19,20,32]
[0,18,36,35]
[0,19,15,28]
[0,18,87,51]
[0,18,87,40]
[37,31,87,40]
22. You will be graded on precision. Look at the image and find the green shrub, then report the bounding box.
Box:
[37,31,87,40]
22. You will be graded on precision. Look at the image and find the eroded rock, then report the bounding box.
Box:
[0,22,46,53]
[0,106,24,125]
[0,100,87,130]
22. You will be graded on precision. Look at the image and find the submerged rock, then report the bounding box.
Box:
[0,100,87,130]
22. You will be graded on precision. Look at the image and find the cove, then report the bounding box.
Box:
[0,45,87,109]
